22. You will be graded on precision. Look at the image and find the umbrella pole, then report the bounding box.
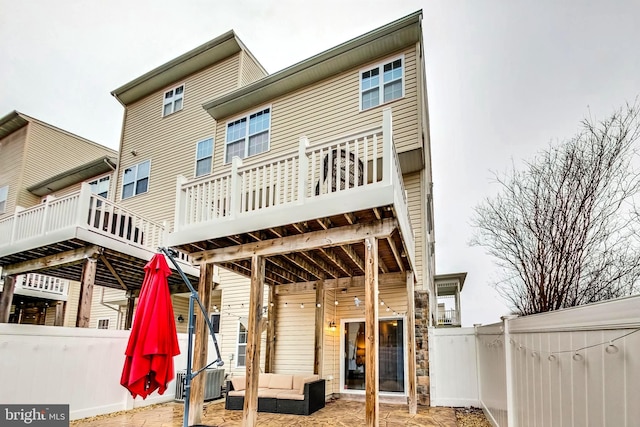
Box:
[159,248,223,427]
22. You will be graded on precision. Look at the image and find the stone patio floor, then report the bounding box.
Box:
[70,399,459,427]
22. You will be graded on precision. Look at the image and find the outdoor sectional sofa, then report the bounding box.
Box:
[225,373,326,415]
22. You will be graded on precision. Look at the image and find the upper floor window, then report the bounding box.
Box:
[163,84,184,116]
[122,160,150,199]
[88,175,111,199]
[225,108,271,163]
[360,57,404,111]
[0,185,7,214]
[195,138,214,177]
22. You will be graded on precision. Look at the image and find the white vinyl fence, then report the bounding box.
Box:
[432,295,640,427]
[0,324,222,420]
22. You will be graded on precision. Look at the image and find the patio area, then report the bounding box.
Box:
[69,399,459,427]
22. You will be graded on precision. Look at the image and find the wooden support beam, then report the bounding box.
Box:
[193,218,397,264]
[76,258,97,328]
[275,272,406,295]
[314,279,325,376]
[243,255,265,426]
[406,271,417,414]
[0,276,16,323]
[3,245,102,276]
[365,237,379,426]
[99,255,128,290]
[387,236,405,272]
[188,263,214,426]
[339,244,365,274]
[54,301,65,326]
[314,216,365,276]
[124,292,135,330]
[265,284,277,373]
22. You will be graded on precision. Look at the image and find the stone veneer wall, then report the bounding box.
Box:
[414,290,430,406]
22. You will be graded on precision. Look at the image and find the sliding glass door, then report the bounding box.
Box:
[343,318,405,393]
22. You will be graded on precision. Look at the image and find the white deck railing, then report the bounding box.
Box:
[0,185,167,254]
[14,273,69,300]
[174,109,414,247]
[437,309,460,326]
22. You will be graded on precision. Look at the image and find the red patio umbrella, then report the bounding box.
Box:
[121,253,181,399]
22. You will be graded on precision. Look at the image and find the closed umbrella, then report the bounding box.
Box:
[121,253,180,399]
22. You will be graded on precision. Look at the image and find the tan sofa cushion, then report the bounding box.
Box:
[294,374,319,393]
[276,391,305,401]
[258,388,293,399]
[269,374,293,389]
[228,389,245,397]
[230,377,245,391]
[259,373,273,388]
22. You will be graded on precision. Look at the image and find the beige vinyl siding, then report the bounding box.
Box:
[89,287,126,329]
[173,295,190,334]
[217,268,267,376]
[63,281,81,327]
[0,126,28,218]
[116,53,244,225]
[19,121,116,209]
[273,292,316,374]
[44,306,56,326]
[240,51,267,86]
[213,46,419,168]
[404,172,423,287]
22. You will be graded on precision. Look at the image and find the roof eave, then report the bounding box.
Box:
[111,30,244,106]
[27,156,117,197]
[203,10,423,120]
[0,111,29,140]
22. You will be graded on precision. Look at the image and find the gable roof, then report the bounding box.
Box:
[111,30,266,106]
[203,10,423,120]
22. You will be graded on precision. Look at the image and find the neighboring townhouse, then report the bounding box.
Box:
[110,10,436,417]
[0,111,199,329]
[0,111,118,326]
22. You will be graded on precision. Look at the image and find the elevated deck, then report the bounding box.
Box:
[0,185,197,291]
[167,109,415,285]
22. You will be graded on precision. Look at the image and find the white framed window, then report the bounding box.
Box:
[225,107,271,163]
[236,321,247,367]
[195,138,214,177]
[0,185,7,214]
[88,175,111,199]
[122,160,150,199]
[163,84,184,116]
[97,318,110,329]
[360,56,404,111]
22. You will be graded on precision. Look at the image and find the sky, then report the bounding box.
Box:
[1,0,639,326]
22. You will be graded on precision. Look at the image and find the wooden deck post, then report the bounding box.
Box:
[243,254,265,427]
[76,257,97,327]
[265,284,277,373]
[364,237,379,427]
[0,275,16,323]
[314,279,325,376]
[54,301,65,326]
[124,291,135,330]
[188,263,214,426]
[406,271,417,414]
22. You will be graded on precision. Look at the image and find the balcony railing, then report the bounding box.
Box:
[437,309,461,326]
[16,273,69,301]
[0,185,167,255]
[172,108,415,260]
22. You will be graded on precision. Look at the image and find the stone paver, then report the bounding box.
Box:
[70,399,458,427]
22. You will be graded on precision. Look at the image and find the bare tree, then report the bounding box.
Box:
[472,102,640,315]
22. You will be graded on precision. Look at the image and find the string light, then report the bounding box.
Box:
[500,328,640,362]
[300,303,304,309]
